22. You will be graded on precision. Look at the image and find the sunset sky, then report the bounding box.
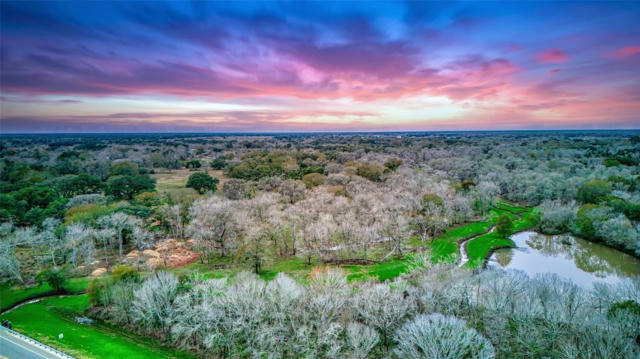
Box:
[1,1,639,133]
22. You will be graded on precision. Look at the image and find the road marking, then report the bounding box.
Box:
[0,333,51,359]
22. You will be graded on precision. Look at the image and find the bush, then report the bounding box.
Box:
[112,265,140,282]
[65,203,117,224]
[302,173,326,189]
[394,313,494,359]
[223,179,253,200]
[37,268,67,292]
[87,278,105,305]
[495,214,513,237]
[461,179,476,191]
[384,158,403,171]
[357,163,385,182]
[577,179,611,204]
[66,193,106,209]
[134,192,162,207]
[186,172,219,194]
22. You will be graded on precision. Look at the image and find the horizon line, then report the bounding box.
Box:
[2,128,640,136]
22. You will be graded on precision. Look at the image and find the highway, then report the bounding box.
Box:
[0,327,72,359]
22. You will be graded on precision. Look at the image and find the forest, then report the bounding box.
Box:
[1,131,639,358]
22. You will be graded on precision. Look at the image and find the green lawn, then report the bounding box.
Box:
[2,295,193,359]
[1,277,91,311]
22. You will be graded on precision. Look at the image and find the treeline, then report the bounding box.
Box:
[90,265,640,358]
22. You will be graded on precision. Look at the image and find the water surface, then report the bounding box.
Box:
[488,231,640,287]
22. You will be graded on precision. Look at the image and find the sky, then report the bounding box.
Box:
[1,1,639,133]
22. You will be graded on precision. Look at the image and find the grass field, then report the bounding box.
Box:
[2,295,193,359]
[152,168,227,194]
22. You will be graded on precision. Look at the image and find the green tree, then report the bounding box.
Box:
[185,159,202,170]
[37,268,67,292]
[495,214,513,237]
[57,173,103,197]
[210,155,231,170]
[106,175,156,200]
[186,172,219,194]
[109,162,138,177]
[577,179,611,204]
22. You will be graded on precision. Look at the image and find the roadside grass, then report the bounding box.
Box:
[1,277,91,311]
[2,295,193,359]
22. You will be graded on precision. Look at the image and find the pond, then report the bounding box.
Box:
[487,231,640,287]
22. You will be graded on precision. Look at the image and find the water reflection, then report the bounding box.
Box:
[488,231,640,287]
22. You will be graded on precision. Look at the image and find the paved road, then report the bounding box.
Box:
[0,327,71,359]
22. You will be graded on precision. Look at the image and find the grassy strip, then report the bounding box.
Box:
[2,295,193,359]
[344,258,412,282]
[428,208,504,262]
[1,277,91,311]
[466,207,540,267]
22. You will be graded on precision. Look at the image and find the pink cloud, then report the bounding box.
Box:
[536,49,570,63]
[607,45,640,59]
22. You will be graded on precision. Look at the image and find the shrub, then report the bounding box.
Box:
[394,313,494,359]
[328,185,347,197]
[461,179,476,191]
[87,278,105,305]
[302,173,326,189]
[37,268,67,292]
[65,203,117,224]
[495,214,513,237]
[112,265,140,282]
[223,179,253,200]
[134,191,162,207]
[65,193,106,209]
[577,179,611,204]
[357,163,385,182]
[384,158,403,171]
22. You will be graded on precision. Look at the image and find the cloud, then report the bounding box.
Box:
[607,45,640,59]
[535,49,569,63]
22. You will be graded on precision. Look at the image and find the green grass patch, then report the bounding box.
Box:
[495,201,527,214]
[2,295,193,359]
[465,206,539,268]
[1,277,91,311]
[466,232,515,267]
[345,258,411,282]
